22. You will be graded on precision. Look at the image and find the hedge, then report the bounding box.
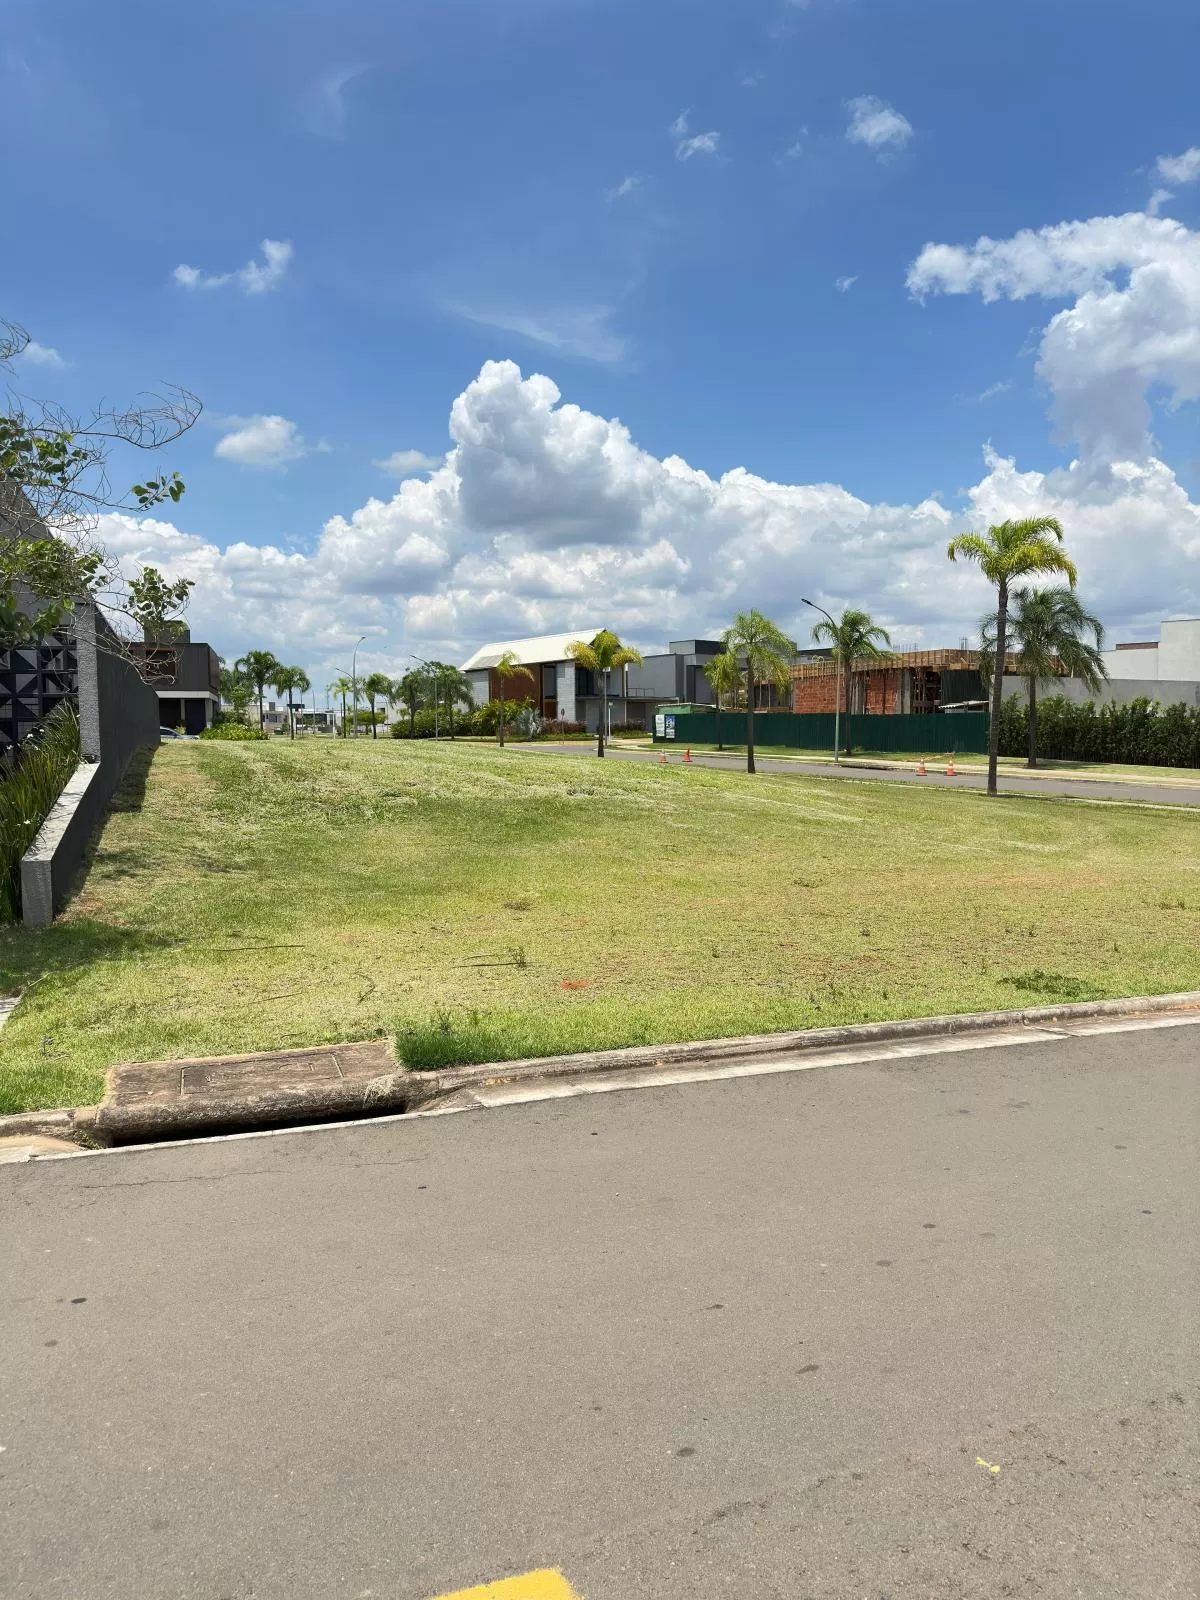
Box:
[0,703,81,921]
[998,693,1200,767]
[199,722,268,741]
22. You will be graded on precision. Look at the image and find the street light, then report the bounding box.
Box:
[350,635,366,739]
[801,598,842,765]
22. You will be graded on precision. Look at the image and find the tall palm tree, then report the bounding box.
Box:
[390,669,424,736]
[948,517,1077,795]
[329,675,354,737]
[808,607,893,757]
[362,672,393,740]
[271,665,311,740]
[565,630,644,757]
[432,663,476,738]
[703,650,744,752]
[981,586,1107,768]
[235,649,282,732]
[493,651,535,748]
[721,611,796,774]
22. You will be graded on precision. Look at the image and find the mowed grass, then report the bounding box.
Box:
[0,738,1198,1112]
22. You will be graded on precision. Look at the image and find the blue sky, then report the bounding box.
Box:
[4,0,1200,684]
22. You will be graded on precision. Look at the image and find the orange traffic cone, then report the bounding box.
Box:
[683,747,693,763]
[917,758,926,775]
[659,750,668,764]
[945,758,956,776]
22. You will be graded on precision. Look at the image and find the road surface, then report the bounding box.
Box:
[521,742,1200,807]
[3,1025,1197,1598]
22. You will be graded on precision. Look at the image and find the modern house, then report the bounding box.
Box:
[461,631,725,732]
[131,630,221,734]
[1092,617,1200,706]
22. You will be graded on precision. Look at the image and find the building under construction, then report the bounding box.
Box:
[791,649,1006,716]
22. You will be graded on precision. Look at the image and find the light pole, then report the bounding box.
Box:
[350,635,366,739]
[801,597,842,765]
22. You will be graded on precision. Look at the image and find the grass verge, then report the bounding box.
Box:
[0,739,1197,1110]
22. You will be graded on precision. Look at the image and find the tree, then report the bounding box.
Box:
[430,663,476,738]
[492,651,535,748]
[362,672,393,740]
[808,607,893,756]
[219,661,254,723]
[981,586,1107,768]
[235,650,282,731]
[329,675,355,737]
[947,517,1077,795]
[128,565,194,642]
[703,650,744,752]
[272,665,311,740]
[2,317,199,652]
[565,630,644,757]
[721,611,796,774]
[391,670,424,736]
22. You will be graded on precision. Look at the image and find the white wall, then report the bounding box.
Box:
[555,660,576,721]
[1100,644,1159,680]
[1159,619,1200,680]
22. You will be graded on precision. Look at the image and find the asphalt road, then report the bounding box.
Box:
[523,742,1200,806]
[3,1027,1198,1599]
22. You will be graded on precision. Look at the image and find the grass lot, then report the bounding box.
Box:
[641,741,1200,783]
[1,738,1198,1113]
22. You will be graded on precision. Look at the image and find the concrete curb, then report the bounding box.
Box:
[3,989,1198,1148]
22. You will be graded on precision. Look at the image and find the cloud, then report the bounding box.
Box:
[670,110,720,161]
[908,211,1200,463]
[173,239,293,295]
[845,95,913,152]
[215,415,309,467]
[15,340,66,368]
[1156,147,1200,186]
[375,449,443,476]
[969,380,1012,403]
[834,275,858,292]
[99,360,1200,686]
[606,174,642,201]
[446,302,630,364]
[306,66,363,138]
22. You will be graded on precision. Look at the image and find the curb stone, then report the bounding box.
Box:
[2,990,1199,1148]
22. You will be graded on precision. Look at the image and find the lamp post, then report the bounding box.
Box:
[350,635,366,739]
[801,598,842,765]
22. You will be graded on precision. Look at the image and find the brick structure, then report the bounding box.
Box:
[791,649,1011,716]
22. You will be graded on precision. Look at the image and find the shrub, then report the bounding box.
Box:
[998,692,1200,767]
[539,718,588,738]
[198,722,268,741]
[609,721,649,736]
[0,703,81,921]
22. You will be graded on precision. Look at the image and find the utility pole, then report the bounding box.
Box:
[801,598,841,765]
[350,635,366,739]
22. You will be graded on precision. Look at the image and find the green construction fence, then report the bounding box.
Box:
[651,706,990,755]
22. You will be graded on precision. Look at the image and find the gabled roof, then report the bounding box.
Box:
[461,628,605,673]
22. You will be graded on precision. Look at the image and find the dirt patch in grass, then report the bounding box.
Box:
[1,739,1198,1110]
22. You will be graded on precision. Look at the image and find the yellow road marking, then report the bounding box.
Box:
[428,1569,581,1600]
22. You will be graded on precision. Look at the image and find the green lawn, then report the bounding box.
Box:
[1,738,1198,1112]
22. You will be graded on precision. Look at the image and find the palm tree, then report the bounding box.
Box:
[329,675,354,737]
[808,607,893,757]
[271,666,311,740]
[235,650,282,732]
[948,517,1077,795]
[390,670,424,737]
[565,630,644,757]
[721,611,796,774]
[703,650,743,752]
[362,672,393,740]
[218,661,254,724]
[981,586,1107,768]
[493,650,536,748]
[432,663,476,738]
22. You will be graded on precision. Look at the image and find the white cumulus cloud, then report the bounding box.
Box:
[1156,147,1200,186]
[15,340,66,368]
[834,275,858,293]
[173,239,293,295]
[96,361,1200,688]
[215,414,308,467]
[375,449,443,476]
[670,110,720,161]
[908,211,1200,463]
[845,96,913,152]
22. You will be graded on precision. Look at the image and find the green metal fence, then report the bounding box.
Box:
[651,707,990,755]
